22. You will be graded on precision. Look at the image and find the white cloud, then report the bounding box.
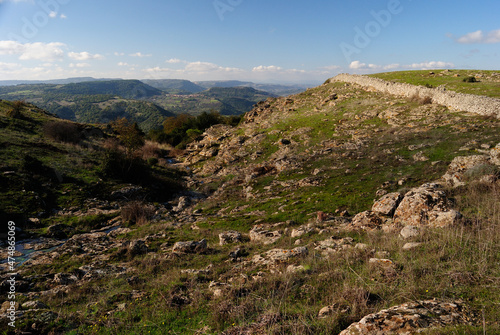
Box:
[130,52,152,58]
[165,58,185,64]
[0,40,66,61]
[0,40,24,55]
[252,65,283,72]
[117,62,129,66]
[456,29,500,44]
[407,61,454,69]
[348,60,454,73]
[185,61,242,73]
[114,52,125,56]
[349,61,380,70]
[60,13,67,19]
[49,11,57,18]
[68,51,104,61]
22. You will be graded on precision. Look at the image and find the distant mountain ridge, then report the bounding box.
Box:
[0,77,118,86]
[0,80,173,131]
[0,77,310,96]
[0,79,279,130]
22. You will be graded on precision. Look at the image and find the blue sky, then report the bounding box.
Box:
[0,0,499,84]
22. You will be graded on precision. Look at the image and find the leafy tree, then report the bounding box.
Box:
[110,117,145,155]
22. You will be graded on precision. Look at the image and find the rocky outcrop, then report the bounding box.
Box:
[339,299,474,335]
[393,183,462,227]
[314,237,354,256]
[219,231,243,246]
[252,247,308,266]
[249,225,282,245]
[172,239,208,253]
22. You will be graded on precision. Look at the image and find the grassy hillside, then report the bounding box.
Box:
[0,99,184,233]
[0,81,174,132]
[1,71,499,334]
[370,69,500,98]
[150,86,276,117]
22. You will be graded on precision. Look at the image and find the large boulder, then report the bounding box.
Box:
[372,192,403,217]
[393,183,461,227]
[339,299,473,335]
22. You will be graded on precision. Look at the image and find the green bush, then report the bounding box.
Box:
[463,76,477,83]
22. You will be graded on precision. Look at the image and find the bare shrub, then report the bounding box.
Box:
[121,201,155,225]
[138,141,162,160]
[409,93,433,105]
[43,121,80,144]
[102,138,121,152]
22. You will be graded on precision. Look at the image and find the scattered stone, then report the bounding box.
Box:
[53,273,78,286]
[400,225,420,239]
[402,242,423,250]
[349,211,383,231]
[369,258,395,269]
[315,237,354,255]
[128,240,148,256]
[111,185,143,199]
[21,301,49,310]
[355,243,369,250]
[291,224,314,238]
[219,230,243,246]
[249,225,282,245]
[229,248,247,260]
[172,239,208,254]
[253,247,308,266]
[339,299,474,335]
[318,303,350,318]
[174,196,191,212]
[413,151,429,161]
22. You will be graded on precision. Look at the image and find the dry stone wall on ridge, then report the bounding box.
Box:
[331,73,500,118]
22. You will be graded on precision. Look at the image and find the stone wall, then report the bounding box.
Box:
[331,74,500,118]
